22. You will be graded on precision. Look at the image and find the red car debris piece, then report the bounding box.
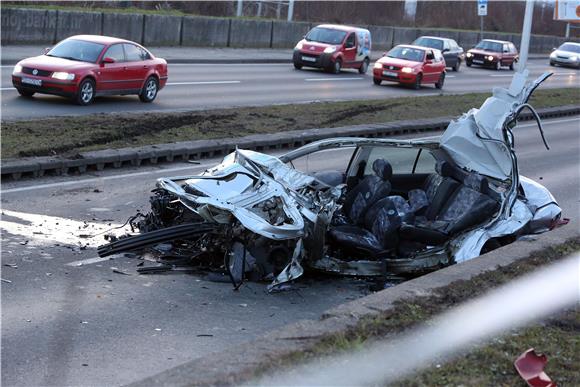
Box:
[514,348,556,387]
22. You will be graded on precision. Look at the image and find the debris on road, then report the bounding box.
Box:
[1,278,13,283]
[514,348,556,387]
[3,263,18,269]
[111,267,131,276]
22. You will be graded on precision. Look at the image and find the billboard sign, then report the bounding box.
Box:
[554,0,580,21]
[478,0,488,16]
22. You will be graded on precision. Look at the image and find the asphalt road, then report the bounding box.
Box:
[1,59,578,120]
[1,117,579,386]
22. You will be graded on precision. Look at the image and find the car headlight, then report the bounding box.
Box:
[374,62,383,69]
[550,52,557,58]
[51,72,75,81]
[571,55,579,61]
[324,46,337,54]
[401,67,414,73]
[13,64,22,74]
[295,41,303,50]
[466,52,473,58]
[487,55,495,61]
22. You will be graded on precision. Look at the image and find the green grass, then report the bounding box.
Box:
[2,88,578,160]
[250,238,580,385]
[1,3,189,16]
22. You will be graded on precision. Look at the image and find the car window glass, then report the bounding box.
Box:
[104,44,124,62]
[345,33,356,48]
[426,50,435,60]
[123,44,143,61]
[387,46,425,62]
[361,147,422,175]
[413,37,443,50]
[305,27,347,45]
[510,43,517,53]
[413,150,436,174]
[290,148,355,175]
[435,50,443,61]
[47,39,105,63]
[559,43,580,53]
[475,40,502,52]
[140,47,151,60]
[443,40,450,50]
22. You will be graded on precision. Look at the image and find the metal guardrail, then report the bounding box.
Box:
[2,105,579,181]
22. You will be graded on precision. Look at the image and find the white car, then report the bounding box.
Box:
[99,72,562,291]
[549,42,580,69]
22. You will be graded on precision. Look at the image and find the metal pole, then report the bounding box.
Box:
[287,0,294,22]
[518,0,534,72]
[480,16,484,40]
[237,0,243,17]
[257,0,262,17]
[565,22,570,38]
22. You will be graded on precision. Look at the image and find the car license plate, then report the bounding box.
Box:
[473,59,484,64]
[21,77,42,86]
[301,56,316,62]
[383,71,398,78]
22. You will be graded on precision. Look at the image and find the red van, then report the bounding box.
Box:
[292,24,372,74]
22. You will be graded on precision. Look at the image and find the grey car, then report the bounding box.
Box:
[412,36,464,71]
[549,42,580,69]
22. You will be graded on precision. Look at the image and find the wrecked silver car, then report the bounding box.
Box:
[98,71,562,290]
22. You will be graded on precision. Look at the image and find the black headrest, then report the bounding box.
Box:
[372,159,392,181]
[438,160,490,194]
[435,160,454,178]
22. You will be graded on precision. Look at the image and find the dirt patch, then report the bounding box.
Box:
[251,237,580,385]
[2,88,578,160]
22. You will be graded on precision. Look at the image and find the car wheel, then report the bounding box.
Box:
[293,62,302,70]
[453,59,461,72]
[549,61,555,67]
[466,60,472,67]
[17,88,35,97]
[332,58,342,74]
[509,59,517,71]
[435,72,445,89]
[413,73,422,90]
[495,60,501,71]
[373,77,382,85]
[358,58,369,74]
[139,76,158,103]
[75,78,95,106]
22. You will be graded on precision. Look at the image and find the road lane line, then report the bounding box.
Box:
[66,257,111,266]
[1,162,215,194]
[490,72,577,77]
[166,81,241,85]
[1,87,16,91]
[305,77,365,82]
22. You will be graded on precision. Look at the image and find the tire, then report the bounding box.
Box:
[509,59,517,71]
[75,78,95,106]
[413,73,422,90]
[358,58,369,74]
[466,60,472,67]
[332,58,342,74]
[549,61,555,67]
[139,76,158,103]
[17,88,35,97]
[495,60,501,71]
[452,59,461,72]
[293,62,302,70]
[373,77,382,85]
[435,72,445,89]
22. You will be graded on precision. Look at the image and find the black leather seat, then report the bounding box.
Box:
[330,195,411,255]
[340,159,393,225]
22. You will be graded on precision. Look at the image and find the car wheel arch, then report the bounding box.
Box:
[141,72,160,88]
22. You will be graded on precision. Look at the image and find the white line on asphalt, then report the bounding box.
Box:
[66,257,111,267]
[1,162,215,194]
[4,117,577,195]
[490,72,577,78]
[1,87,15,91]
[445,75,456,78]
[166,80,241,85]
[304,77,365,82]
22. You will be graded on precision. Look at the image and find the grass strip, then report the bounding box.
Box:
[2,88,578,160]
[253,237,580,385]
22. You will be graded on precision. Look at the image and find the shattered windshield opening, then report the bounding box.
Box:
[305,27,347,45]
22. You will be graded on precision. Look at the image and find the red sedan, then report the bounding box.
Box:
[373,45,446,89]
[12,35,168,105]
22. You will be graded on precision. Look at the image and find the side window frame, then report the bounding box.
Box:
[345,32,356,48]
[104,43,125,62]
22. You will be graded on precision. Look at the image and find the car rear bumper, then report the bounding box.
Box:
[293,50,334,69]
[373,68,417,84]
[12,75,77,97]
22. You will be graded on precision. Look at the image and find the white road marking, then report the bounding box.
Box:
[166,80,241,86]
[66,257,111,267]
[445,75,456,78]
[490,72,577,78]
[1,162,214,194]
[305,77,365,82]
[1,87,15,91]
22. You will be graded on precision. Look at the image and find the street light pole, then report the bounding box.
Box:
[518,0,535,72]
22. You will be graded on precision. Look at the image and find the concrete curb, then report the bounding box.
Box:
[126,221,578,386]
[2,105,579,181]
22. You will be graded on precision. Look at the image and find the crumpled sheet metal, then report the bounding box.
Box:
[514,348,556,387]
[268,239,304,291]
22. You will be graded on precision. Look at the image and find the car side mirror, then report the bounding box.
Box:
[43,47,51,54]
[101,57,115,65]
[442,48,449,53]
[503,50,509,53]
[552,47,557,51]
[425,59,433,64]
